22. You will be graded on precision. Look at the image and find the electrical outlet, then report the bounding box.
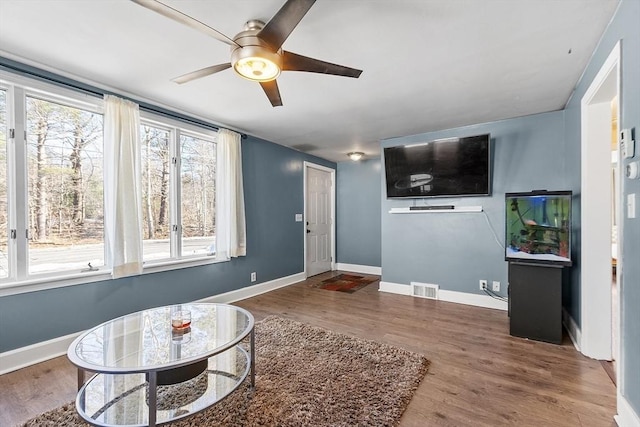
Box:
[251,272,257,282]
[479,279,487,290]
[492,281,500,292]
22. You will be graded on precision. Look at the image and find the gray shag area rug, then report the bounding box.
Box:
[22,316,429,426]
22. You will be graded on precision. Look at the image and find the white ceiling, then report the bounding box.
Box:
[0,0,619,162]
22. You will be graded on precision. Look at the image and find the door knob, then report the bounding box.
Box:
[306,229,311,233]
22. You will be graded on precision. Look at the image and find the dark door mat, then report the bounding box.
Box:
[311,274,377,293]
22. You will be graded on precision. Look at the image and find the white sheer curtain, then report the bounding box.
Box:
[104,95,143,278]
[215,128,246,259]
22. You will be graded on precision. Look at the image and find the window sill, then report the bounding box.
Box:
[142,255,227,274]
[0,256,227,297]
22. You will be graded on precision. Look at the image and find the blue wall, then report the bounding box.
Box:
[381,111,566,293]
[0,136,334,352]
[563,0,640,416]
[336,159,382,268]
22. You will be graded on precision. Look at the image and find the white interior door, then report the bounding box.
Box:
[305,164,333,277]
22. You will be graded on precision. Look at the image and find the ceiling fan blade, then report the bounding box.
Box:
[259,80,283,107]
[282,51,362,78]
[171,63,231,84]
[131,0,240,47]
[258,0,316,50]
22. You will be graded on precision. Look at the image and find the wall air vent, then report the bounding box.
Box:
[410,282,439,300]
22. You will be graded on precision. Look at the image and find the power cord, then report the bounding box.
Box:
[482,211,505,251]
[483,286,508,302]
[479,211,508,301]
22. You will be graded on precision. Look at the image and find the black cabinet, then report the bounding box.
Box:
[508,262,566,344]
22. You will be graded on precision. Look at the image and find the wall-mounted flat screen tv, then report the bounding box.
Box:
[383,134,490,198]
[505,190,572,266]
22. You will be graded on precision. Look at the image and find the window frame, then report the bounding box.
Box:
[138,114,218,266]
[24,88,107,278]
[0,82,14,283]
[0,71,226,298]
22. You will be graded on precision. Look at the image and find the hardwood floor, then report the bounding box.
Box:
[0,271,617,426]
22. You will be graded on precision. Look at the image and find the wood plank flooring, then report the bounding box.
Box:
[0,271,617,426]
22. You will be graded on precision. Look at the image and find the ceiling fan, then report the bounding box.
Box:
[131,0,363,107]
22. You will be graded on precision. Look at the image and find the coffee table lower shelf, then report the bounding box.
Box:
[76,346,250,427]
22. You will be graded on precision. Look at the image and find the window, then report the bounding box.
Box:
[26,96,104,275]
[0,89,7,279]
[179,133,216,257]
[138,122,217,263]
[0,83,105,284]
[140,124,171,262]
[0,73,220,292]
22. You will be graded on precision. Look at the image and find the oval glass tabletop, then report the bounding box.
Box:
[68,303,254,374]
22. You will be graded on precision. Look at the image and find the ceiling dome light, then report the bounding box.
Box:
[348,152,364,161]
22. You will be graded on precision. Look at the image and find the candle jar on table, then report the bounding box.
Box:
[171,310,191,330]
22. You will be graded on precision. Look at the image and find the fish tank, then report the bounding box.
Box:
[505,190,572,266]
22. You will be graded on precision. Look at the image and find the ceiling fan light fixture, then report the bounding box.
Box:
[134,0,363,107]
[231,40,283,82]
[234,56,281,82]
[348,152,364,161]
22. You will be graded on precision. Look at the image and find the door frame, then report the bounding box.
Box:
[579,41,621,365]
[303,161,336,278]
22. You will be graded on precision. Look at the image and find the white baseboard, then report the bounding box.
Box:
[562,307,582,352]
[335,263,381,276]
[198,272,305,304]
[0,272,305,375]
[379,281,412,295]
[616,391,640,427]
[439,289,507,311]
[0,331,81,375]
[379,281,507,311]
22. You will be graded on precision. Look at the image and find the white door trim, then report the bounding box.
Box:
[579,41,620,363]
[303,161,336,277]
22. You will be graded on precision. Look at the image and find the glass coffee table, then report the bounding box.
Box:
[67,303,254,427]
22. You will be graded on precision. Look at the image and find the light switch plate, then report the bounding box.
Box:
[295,213,303,222]
[628,193,636,219]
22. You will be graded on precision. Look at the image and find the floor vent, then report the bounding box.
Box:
[410,282,439,299]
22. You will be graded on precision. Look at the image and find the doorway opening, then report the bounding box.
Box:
[580,42,621,374]
[303,162,335,277]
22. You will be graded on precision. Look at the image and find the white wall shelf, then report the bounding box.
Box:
[389,206,483,214]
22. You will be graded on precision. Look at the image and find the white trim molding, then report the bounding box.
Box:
[303,162,336,277]
[562,307,582,352]
[335,263,381,276]
[579,40,620,361]
[439,289,507,311]
[379,281,507,311]
[0,331,81,375]
[615,391,640,427]
[198,272,305,304]
[0,272,305,374]
[379,281,412,295]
